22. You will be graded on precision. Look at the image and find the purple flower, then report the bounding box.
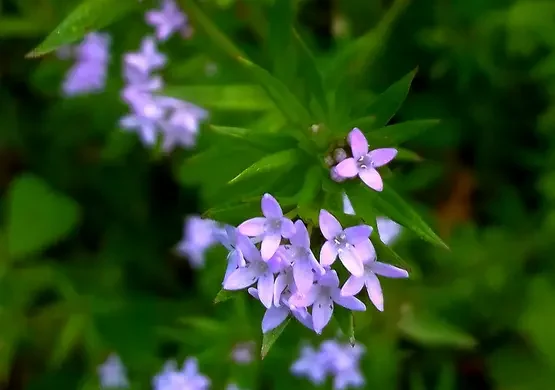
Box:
[334,128,397,191]
[319,209,372,277]
[61,32,111,97]
[231,341,255,364]
[288,220,324,293]
[289,270,365,334]
[216,226,248,282]
[340,239,408,311]
[146,0,187,41]
[152,358,210,390]
[124,36,166,78]
[176,216,220,268]
[237,194,295,261]
[248,287,313,333]
[291,345,329,385]
[97,354,129,389]
[223,236,278,308]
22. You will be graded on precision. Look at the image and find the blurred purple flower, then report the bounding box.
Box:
[231,341,255,364]
[341,239,409,311]
[124,36,166,78]
[289,269,365,334]
[153,358,210,390]
[319,209,371,277]
[61,32,111,97]
[146,0,187,41]
[334,128,397,191]
[176,216,220,268]
[97,354,129,389]
[237,194,295,261]
[292,339,365,390]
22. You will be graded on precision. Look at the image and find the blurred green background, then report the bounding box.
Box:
[2,0,555,389]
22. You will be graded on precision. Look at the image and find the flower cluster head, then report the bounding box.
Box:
[219,193,409,335]
[177,216,221,268]
[97,354,129,389]
[61,32,111,96]
[153,357,210,390]
[331,128,397,191]
[120,0,207,151]
[292,339,365,390]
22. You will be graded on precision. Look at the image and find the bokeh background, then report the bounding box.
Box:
[1,0,555,388]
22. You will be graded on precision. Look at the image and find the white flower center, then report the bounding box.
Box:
[333,232,348,250]
[356,155,373,170]
[265,218,282,233]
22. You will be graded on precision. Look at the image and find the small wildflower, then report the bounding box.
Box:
[288,220,324,293]
[231,341,255,364]
[334,128,397,191]
[152,358,210,390]
[97,354,129,389]
[145,0,187,41]
[176,216,220,268]
[319,209,372,277]
[237,194,295,261]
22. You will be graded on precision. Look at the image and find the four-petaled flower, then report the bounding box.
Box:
[319,210,372,277]
[289,270,366,334]
[341,239,409,311]
[237,194,295,261]
[335,128,397,191]
[145,0,187,41]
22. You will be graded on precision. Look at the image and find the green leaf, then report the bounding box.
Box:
[261,317,290,359]
[176,0,244,59]
[296,165,323,206]
[325,0,409,87]
[333,308,356,346]
[237,57,313,126]
[359,183,448,249]
[398,309,476,349]
[27,0,142,57]
[50,314,88,366]
[209,126,296,152]
[214,289,239,304]
[364,69,417,128]
[7,174,81,260]
[395,148,424,162]
[228,149,301,184]
[366,120,441,146]
[162,85,274,111]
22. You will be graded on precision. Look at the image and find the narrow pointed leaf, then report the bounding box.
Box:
[366,119,441,146]
[209,126,296,152]
[176,0,244,59]
[228,149,301,184]
[394,148,424,162]
[214,289,239,304]
[237,57,312,126]
[50,314,88,366]
[162,85,273,111]
[364,69,417,128]
[261,317,291,359]
[296,165,323,206]
[333,308,356,345]
[356,183,447,249]
[27,0,141,57]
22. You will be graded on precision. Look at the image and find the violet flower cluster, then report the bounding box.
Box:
[120,0,207,150]
[291,339,365,390]
[330,128,397,191]
[60,32,111,96]
[177,216,222,268]
[219,193,409,335]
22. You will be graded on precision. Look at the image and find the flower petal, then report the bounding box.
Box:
[288,287,318,308]
[335,158,358,178]
[344,225,372,245]
[291,308,313,330]
[334,294,366,311]
[262,306,289,333]
[273,272,288,307]
[365,272,384,311]
[369,148,397,167]
[342,192,355,215]
[354,239,377,263]
[359,168,383,191]
[377,217,402,245]
[318,269,340,288]
[340,275,365,296]
[320,240,338,267]
[312,296,333,334]
[223,266,258,290]
[280,218,296,238]
[257,272,275,309]
[247,287,258,299]
[371,262,409,278]
[348,128,369,158]
[261,193,283,218]
[319,210,343,240]
[224,250,243,282]
[290,220,310,248]
[237,217,266,236]
[261,233,281,261]
[236,234,261,263]
[338,248,364,277]
[293,258,314,293]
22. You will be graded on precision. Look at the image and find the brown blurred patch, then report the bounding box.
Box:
[436,166,476,239]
